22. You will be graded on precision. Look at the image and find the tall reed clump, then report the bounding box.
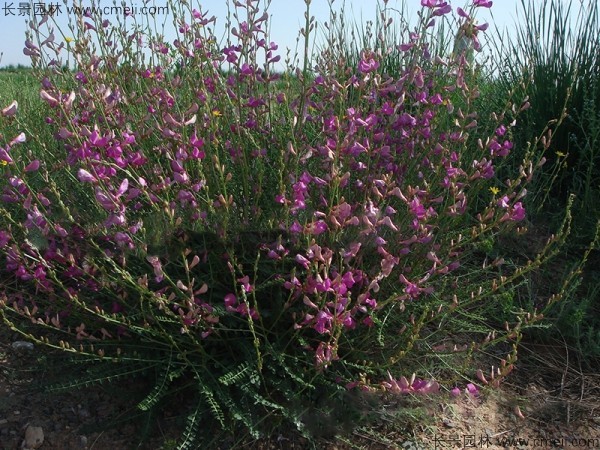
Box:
[485,0,600,369]
[487,0,599,224]
[0,0,577,446]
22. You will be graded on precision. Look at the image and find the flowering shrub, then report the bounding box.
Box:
[0,0,569,445]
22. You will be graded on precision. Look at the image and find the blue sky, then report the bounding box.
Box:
[0,0,538,68]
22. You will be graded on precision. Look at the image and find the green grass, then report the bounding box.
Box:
[480,0,600,369]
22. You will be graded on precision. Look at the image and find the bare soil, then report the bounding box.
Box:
[2,326,599,450]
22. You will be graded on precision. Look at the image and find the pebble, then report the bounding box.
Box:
[22,425,44,449]
[78,405,91,419]
[0,419,8,426]
[442,417,456,428]
[11,341,34,351]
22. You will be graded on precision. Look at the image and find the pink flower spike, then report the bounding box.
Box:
[451,387,461,397]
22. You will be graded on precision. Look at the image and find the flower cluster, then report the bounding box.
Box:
[0,1,539,436]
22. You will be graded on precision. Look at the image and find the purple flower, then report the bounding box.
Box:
[75,71,88,84]
[382,372,440,394]
[289,221,303,234]
[497,195,510,209]
[358,55,380,74]
[114,232,133,249]
[238,275,253,293]
[314,310,333,334]
[311,220,328,235]
[466,383,479,396]
[40,90,59,107]
[24,160,40,172]
[0,230,9,247]
[2,100,17,117]
[116,178,129,197]
[474,0,493,7]
[315,341,338,369]
[409,198,427,220]
[0,148,13,164]
[9,133,26,146]
[224,293,237,310]
[240,63,254,76]
[457,7,470,18]
[510,202,526,221]
[146,256,164,282]
[432,3,452,16]
[77,168,97,183]
[295,254,310,269]
[190,132,204,149]
[94,188,116,210]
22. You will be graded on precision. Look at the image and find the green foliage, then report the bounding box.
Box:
[1,0,598,448]
[484,0,600,369]
[486,0,599,214]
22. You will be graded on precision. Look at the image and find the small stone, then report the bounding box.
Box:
[78,407,91,419]
[13,411,20,416]
[0,419,8,426]
[11,341,34,351]
[22,425,44,449]
[442,417,456,428]
[79,435,88,447]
